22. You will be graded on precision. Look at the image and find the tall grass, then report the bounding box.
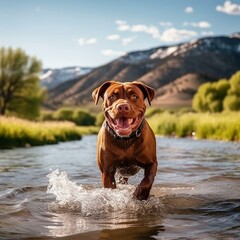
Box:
[0,117,98,149]
[147,111,240,141]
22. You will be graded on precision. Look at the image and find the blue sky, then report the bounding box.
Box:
[0,0,240,68]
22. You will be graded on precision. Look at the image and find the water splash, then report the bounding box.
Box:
[47,170,164,217]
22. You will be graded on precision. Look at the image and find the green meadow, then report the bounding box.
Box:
[1,110,240,149]
[147,110,240,141]
[0,117,99,149]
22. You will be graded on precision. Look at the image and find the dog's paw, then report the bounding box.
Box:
[133,185,150,200]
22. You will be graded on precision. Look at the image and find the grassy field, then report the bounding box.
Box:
[147,111,240,141]
[1,110,239,149]
[0,117,99,149]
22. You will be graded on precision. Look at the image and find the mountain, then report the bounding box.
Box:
[40,66,93,89]
[47,34,240,107]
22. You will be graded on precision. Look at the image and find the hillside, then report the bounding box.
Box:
[47,34,240,107]
[40,66,92,89]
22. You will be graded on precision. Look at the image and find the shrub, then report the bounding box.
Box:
[223,71,240,111]
[53,108,74,121]
[41,111,55,121]
[72,109,96,126]
[192,80,230,113]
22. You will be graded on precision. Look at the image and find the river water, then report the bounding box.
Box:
[0,135,239,240]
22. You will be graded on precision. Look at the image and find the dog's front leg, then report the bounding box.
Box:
[133,162,157,200]
[101,167,116,189]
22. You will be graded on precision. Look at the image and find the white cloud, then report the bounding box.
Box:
[159,21,173,27]
[106,34,120,40]
[216,1,240,15]
[78,38,97,46]
[118,24,130,31]
[116,20,130,31]
[116,20,160,39]
[185,6,194,13]
[161,28,197,42]
[131,24,160,38]
[115,20,127,25]
[183,21,211,28]
[102,49,126,57]
[114,20,198,43]
[198,21,211,28]
[122,37,135,46]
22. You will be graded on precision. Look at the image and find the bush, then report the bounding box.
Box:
[41,111,55,121]
[223,71,240,111]
[193,71,240,113]
[72,109,96,126]
[192,80,230,113]
[223,95,240,111]
[145,107,163,118]
[53,108,74,121]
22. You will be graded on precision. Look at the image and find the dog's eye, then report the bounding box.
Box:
[108,94,116,101]
[131,94,139,100]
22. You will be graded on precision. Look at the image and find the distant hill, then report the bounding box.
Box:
[46,33,240,108]
[40,66,93,89]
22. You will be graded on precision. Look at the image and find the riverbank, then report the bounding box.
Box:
[1,111,240,149]
[147,111,240,141]
[0,117,99,149]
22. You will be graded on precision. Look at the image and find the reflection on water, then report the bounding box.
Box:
[0,136,240,239]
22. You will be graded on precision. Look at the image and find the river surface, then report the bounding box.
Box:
[0,135,240,240]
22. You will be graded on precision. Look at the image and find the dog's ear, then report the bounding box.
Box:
[92,81,114,105]
[132,81,155,106]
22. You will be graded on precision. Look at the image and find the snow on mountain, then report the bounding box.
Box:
[150,46,179,59]
[118,48,157,64]
[40,66,93,89]
[120,34,240,65]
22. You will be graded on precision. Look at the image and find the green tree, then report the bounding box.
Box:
[223,71,240,111]
[193,79,230,113]
[0,47,43,119]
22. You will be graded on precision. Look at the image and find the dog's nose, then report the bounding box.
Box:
[117,103,130,113]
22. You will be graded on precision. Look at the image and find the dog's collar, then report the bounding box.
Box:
[104,119,145,140]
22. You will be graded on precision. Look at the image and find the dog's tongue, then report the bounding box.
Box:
[116,117,131,129]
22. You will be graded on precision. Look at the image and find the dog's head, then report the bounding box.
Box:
[92,81,155,137]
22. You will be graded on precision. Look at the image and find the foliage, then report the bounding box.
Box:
[53,108,74,121]
[147,111,240,141]
[145,107,163,118]
[223,71,240,111]
[193,71,240,112]
[72,109,96,126]
[42,107,96,126]
[0,47,44,119]
[192,79,230,112]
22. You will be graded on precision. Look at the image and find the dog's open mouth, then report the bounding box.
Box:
[106,114,143,137]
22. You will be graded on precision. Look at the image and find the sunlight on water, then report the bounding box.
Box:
[47,170,164,217]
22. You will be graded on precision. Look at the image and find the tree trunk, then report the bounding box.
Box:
[0,102,6,115]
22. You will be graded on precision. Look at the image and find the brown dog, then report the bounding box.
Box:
[92,81,157,200]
